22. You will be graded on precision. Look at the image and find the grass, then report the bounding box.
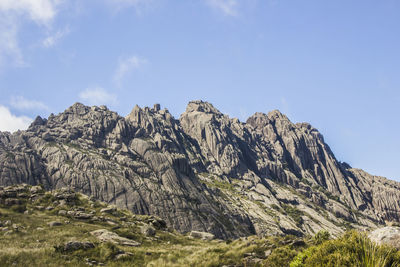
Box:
[282,204,304,228]
[0,185,296,266]
[198,174,236,192]
[0,185,399,267]
[290,231,400,267]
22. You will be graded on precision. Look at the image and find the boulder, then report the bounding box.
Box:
[73,212,93,220]
[90,229,141,247]
[115,252,134,260]
[368,227,400,249]
[58,210,67,216]
[100,206,116,214]
[148,217,167,230]
[30,186,43,194]
[48,221,62,227]
[54,190,77,203]
[189,231,215,241]
[67,211,76,216]
[141,225,156,237]
[4,198,23,206]
[58,241,95,252]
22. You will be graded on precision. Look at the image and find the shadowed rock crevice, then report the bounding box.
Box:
[0,101,399,239]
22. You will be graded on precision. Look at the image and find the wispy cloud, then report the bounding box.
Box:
[10,96,49,111]
[106,0,156,14]
[79,87,118,106]
[113,55,148,85]
[0,0,60,68]
[0,16,25,67]
[239,107,249,122]
[42,27,70,48]
[0,0,59,25]
[205,0,238,17]
[280,97,291,116]
[0,105,32,132]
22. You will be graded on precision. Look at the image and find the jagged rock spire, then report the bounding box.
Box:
[0,100,399,239]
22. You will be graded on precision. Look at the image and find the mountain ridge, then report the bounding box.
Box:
[0,100,399,239]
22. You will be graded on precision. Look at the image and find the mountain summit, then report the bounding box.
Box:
[0,101,399,239]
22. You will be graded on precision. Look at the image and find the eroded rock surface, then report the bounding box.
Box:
[90,229,141,247]
[369,226,400,249]
[0,101,399,239]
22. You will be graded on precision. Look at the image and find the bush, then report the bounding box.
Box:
[282,204,304,227]
[10,204,27,213]
[265,246,299,267]
[290,231,400,267]
[99,242,120,260]
[313,230,330,245]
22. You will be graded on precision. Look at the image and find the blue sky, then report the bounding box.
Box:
[0,0,399,181]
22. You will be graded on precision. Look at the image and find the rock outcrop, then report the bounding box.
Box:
[0,100,399,239]
[90,229,141,247]
[369,226,400,249]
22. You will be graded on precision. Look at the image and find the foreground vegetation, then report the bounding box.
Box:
[0,184,399,266]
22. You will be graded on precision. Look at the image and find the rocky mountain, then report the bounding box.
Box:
[0,100,399,239]
[3,184,398,267]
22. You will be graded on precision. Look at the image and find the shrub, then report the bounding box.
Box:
[265,246,299,267]
[271,204,280,211]
[99,242,120,260]
[10,204,27,213]
[282,204,304,227]
[290,231,400,267]
[313,230,330,245]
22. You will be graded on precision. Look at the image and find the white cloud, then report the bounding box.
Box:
[0,105,32,133]
[79,87,118,106]
[42,27,70,48]
[10,96,49,111]
[0,0,59,25]
[113,55,147,85]
[205,0,238,17]
[0,16,25,67]
[0,0,60,68]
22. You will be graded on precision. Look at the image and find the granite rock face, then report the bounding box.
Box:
[368,226,400,249]
[0,101,399,239]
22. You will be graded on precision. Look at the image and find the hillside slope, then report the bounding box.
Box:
[0,101,399,238]
[1,184,399,267]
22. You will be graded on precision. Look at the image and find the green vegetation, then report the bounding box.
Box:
[254,201,278,218]
[198,173,235,191]
[281,204,304,227]
[313,185,342,203]
[312,229,330,245]
[0,185,399,266]
[64,142,81,150]
[4,152,15,160]
[271,203,281,211]
[266,245,299,267]
[290,231,400,267]
[0,204,301,266]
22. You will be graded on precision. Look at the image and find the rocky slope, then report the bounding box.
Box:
[0,100,399,239]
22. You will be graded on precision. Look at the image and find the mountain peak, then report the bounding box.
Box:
[247,110,291,128]
[67,102,89,113]
[1,101,400,241]
[184,100,222,115]
[267,109,289,121]
[246,112,268,128]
